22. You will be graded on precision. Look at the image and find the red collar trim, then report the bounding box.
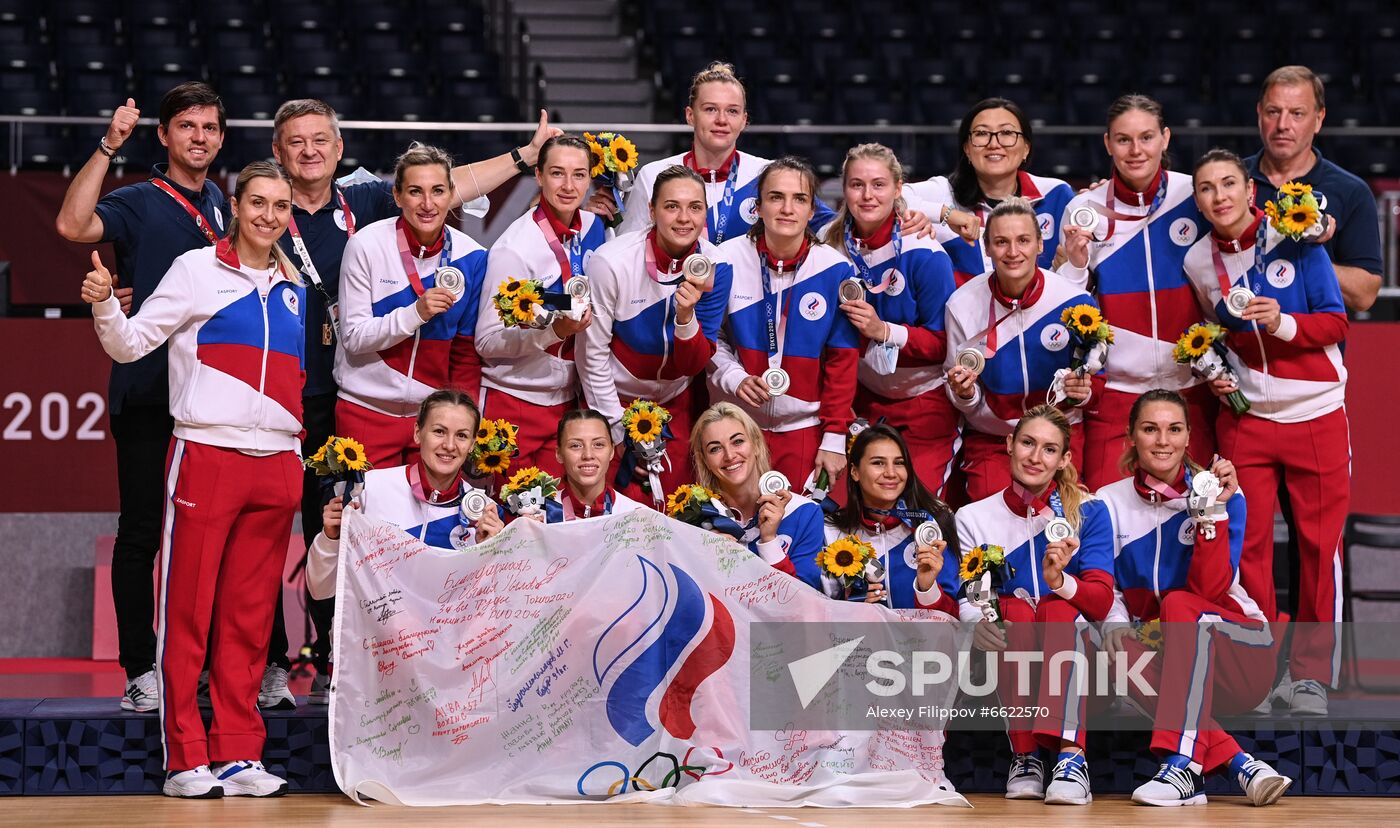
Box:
[1111,168,1165,207]
[215,236,240,268]
[855,211,896,251]
[1003,480,1057,515]
[543,202,582,241]
[397,217,445,258]
[1211,209,1265,253]
[408,462,467,504]
[1133,467,1189,502]
[683,148,737,183]
[563,485,614,517]
[990,267,1046,310]
[648,228,695,274]
[1017,170,1043,201]
[860,513,903,531]
[755,235,812,274]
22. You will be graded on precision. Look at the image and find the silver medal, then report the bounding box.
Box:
[1225,286,1254,318]
[682,253,714,287]
[1070,206,1098,229]
[1045,517,1076,543]
[461,490,490,522]
[956,347,985,376]
[435,266,465,298]
[566,276,591,306]
[758,470,790,495]
[838,277,866,304]
[761,367,790,396]
[1191,470,1222,499]
[914,520,942,547]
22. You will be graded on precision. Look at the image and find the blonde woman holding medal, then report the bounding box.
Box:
[708,157,861,489]
[1181,148,1349,716]
[821,143,962,497]
[577,166,730,499]
[942,199,1100,502]
[476,135,609,477]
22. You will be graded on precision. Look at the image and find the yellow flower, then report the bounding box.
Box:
[309,443,327,464]
[507,466,541,491]
[476,450,510,475]
[1179,326,1212,358]
[510,292,539,322]
[1061,304,1103,337]
[665,486,692,516]
[1279,202,1319,237]
[606,135,639,173]
[819,536,871,579]
[334,438,370,471]
[1137,619,1164,651]
[587,138,607,178]
[627,408,664,443]
[495,419,519,444]
[959,546,986,583]
[1279,181,1311,199]
[475,419,498,446]
[498,278,524,299]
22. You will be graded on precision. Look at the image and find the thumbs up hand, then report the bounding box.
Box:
[106,98,140,150]
[83,250,114,304]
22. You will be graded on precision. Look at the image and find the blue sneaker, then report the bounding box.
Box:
[1133,753,1206,806]
[1231,752,1293,806]
[1044,751,1092,805]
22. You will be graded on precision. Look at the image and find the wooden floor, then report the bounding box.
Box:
[0,793,1391,826]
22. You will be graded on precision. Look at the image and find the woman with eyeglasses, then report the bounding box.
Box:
[905,98,1074,286]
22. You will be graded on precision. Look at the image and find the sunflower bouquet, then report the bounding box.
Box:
[818,535,880,598]
[1060,304,1114,373]
[305,435,373,500]
[493,277,551,329]
[959,543,1011,626]
[1264,181,1324,242]
[664,483,745,540]
[584,131,640,229]
[617,399,672,505]
[468,418,520,478]
[1135,618,1164,651]
[1173,323,1251,415]
[500,466,562,520]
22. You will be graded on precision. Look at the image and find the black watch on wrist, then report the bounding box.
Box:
[511,147,531,174]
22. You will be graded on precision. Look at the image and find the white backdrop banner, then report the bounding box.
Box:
[329,506,967,808]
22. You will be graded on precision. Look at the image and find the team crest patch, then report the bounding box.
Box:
[1169,217,1198,247]
[1037,212,1055,240]
[1178,519,1197,545]
[799,292,827,321]
[1267,260,1296,289]
[333,208,352,231]
[212,210,225,232]
[885,269,906,296]
[282,289,299,316]
[1040,323,1069,352]
[740,197,759,224]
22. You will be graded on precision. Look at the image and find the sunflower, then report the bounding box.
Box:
[1061,304,1104,337]
[627,408,664,442]
[1183,327,1212,358]
[510,292,539,322]
[476,450,511,475]
[1279,181,1312,199]
[495,419,519,444]
[309,443,328,464]
[1137,619,1164,651]
[1278,202,1319,238]
[587,138,607,178]
[819,536,871,579]
[334,437,370,471]
[665,485,693,516]
[498,278,525,299]
[475,419,498,446]
[507,466,541,492]
[958,546,986,583]
[606,135,639,174]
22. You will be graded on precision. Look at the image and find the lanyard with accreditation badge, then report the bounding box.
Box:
[287,186,358,346]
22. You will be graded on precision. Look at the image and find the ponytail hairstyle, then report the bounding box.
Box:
[1191,146,1250,181]
[948,97,1033,209]
[981,195,1039,247]
[822,143,907,254]
[650,164,707,207]
[1118,388,1204,477]
[687,61,747,109]
[228,160,299,282]
[555,408,612,445]
[1105,93,1172,172]
[689,402,771,495]
[745,156,822,245]
[1013,405,1088,532]
[393,141,455,192]
[415,388,480,433]
[831,425,957,541]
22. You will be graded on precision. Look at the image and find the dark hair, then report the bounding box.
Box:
[393,142,454,192]
[1105,93,1171,172]
[556,408,612,445]
[1260,65,1325,111]
[415,389,480,431]
[651,164,707,206]
[949,97,1032,209]
[1191,147,1250,180]
[745,156,821,243]
[1119,389,1204,476]
[158,81,226,133]
[829,425,958,551]
[537,134,592,172]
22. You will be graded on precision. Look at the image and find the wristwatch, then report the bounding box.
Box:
[511,147,531,174]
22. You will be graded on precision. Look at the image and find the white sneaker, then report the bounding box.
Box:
[120,669,158,713]
[258,665,296,710]
[1004,752,1045,800]
[1290,679,1328,716]
[309,672,331,705]
[211,760,288,797]
[162,765,223,798]
[1044,752,1092,805]
[1132,756,1207,806]
[1233,753,1294,806]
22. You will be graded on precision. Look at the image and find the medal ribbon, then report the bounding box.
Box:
[149,177,218,244]
[561,487,613,520]
[643,229,694,286]
[1210,215,1268,300]
[395,218,453,297]
[842,215,901,293]
[757,239,808,367]
[534,204,585,285]
[1098,169,1170,237]
[692,153,740,244]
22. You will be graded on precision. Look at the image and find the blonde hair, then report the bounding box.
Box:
[822,143,908,254]
[1260,65,1325,110]
[393,142,455,192]
[689,402,771,494]
[982,195,1038,246]
[688,61,746,108]
[1013,405,1088,532]
[228,160,299,282]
